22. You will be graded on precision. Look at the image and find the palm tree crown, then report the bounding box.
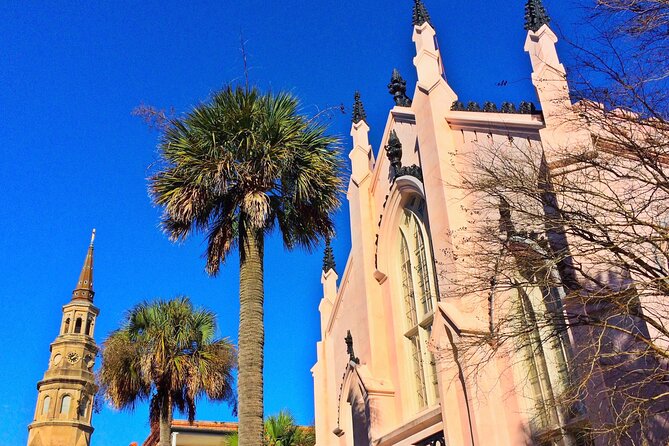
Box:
[149,85,343,445]
[98,297,236,446]
[151,85,343,273]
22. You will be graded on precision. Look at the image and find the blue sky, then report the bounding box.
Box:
[0,1,583,445]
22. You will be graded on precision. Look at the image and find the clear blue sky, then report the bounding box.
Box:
[0,1,583,445]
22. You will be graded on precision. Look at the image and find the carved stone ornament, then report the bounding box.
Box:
[385,130,404,174]
[388,68,412,107]
[345,330,360,364]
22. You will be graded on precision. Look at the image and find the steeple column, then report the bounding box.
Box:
[347,92,393,377]
[410,1,465,292]
[523,0,592,157]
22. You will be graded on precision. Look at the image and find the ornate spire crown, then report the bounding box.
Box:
[524,0,551,32]
[323,237,336,273]
[352,91,367,124]
[72,229,95,301]
[413,0,433,27]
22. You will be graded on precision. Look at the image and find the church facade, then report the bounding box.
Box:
[312,1,669,445]
[27,231,99,446]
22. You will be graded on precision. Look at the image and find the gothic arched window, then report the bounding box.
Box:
[397,198,439,409]
[41,396,51,416]
[60,395,71,416]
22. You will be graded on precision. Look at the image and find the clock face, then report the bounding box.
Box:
[84,354,95,370]
[67,352,80,364]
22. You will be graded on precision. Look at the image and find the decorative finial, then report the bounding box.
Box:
[345,330,360,364]
[467,101,482,112]
[519,101,537,114]
[501,102,517,113]
[413,0,433,27]
[385,130,403,175]
[352,91,367,124]
[524,0,551,32]
[388,69,412,107]
[323,237,336,273]
[90,228,96,247]
[483,102,498,112]
[451,101,465,111]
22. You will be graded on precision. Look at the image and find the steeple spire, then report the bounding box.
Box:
[524,0,551,32]
[351,91,367,124]
[413,0,432,27]
[72,229,95,301]
[323,237,336,273]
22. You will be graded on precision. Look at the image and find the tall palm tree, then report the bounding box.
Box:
[98,297,236,446]
[149,85,343,445]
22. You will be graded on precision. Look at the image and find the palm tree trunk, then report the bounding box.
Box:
[238,231,265,446]
[159,401,172,446]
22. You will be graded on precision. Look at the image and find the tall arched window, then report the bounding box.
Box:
[74,318,82,334]
[85,318,92,336]
[41,396,51,416]
[63,318,70,334]
[397,198,439,409]
[60,395,71,416]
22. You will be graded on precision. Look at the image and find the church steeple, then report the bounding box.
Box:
[72,229,95,301]
[27,232,100,446]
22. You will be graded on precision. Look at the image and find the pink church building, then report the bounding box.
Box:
[312,1,669,445]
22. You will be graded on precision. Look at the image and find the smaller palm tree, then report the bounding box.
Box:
[265,410,299,446]
[98,297,236,446]
[225,410,315,446]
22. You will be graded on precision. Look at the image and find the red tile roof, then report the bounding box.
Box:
[141,420,237,446]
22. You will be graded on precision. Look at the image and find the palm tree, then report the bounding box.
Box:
[98,297,236,446]
[224,410,315,446]
[265,410,298,446]
[149,85,343,445]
